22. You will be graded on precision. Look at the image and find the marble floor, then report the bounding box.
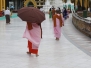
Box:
[0,14,91,68]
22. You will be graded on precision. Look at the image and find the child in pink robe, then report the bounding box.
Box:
[23,23,41,57]
[53,10,64,40]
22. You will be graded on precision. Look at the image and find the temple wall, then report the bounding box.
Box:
[72,13,91,37]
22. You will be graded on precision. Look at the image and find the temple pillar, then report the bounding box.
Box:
[0,0,5,11]
[0,0,2,11]
[75,0,78,6]
[2,0,5,10]
[0,0,1,11]
[88,0,89,8]
[84,0,87,10]
[80,0,82,7]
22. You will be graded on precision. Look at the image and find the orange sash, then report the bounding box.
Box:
[53,14,62,27]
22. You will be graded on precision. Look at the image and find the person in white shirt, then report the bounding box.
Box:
[4,8,11,24]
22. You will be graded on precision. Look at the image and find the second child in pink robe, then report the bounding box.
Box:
[53,10,64,40]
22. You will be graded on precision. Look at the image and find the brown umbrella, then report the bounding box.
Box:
[17,7,45,23]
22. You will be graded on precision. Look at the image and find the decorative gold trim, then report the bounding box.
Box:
[24,0,37,8]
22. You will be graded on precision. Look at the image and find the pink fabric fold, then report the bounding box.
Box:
[54,17,61,38]
[23,23,41,49]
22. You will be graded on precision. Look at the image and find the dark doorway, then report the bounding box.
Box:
[27,2,34,7]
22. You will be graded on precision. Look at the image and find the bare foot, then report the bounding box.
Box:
[36,54,39,57]
[57,38,59,40]
[56,38,59,40]
[56,38,57,40]
[26,52,31,54]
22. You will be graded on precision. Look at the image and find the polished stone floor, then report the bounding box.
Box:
[0,14,91,68]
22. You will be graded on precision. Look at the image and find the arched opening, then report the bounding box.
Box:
[27,2,34,7]
[24,0,37,8]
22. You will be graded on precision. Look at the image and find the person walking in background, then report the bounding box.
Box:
[23,22,42,57]
[53,10,64,40]
[52,7,55,18]
[58,7,61,14]
[49,8,52,18]
[63,7,68,20]
[57,7,64,25]
[4,7,11,24]
[57,7,64,23]
[10,4,14,16]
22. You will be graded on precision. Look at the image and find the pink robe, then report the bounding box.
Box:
[54,14,64,38]
[23,23,41,49]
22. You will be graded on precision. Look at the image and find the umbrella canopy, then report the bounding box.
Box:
[17,7,45,23]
